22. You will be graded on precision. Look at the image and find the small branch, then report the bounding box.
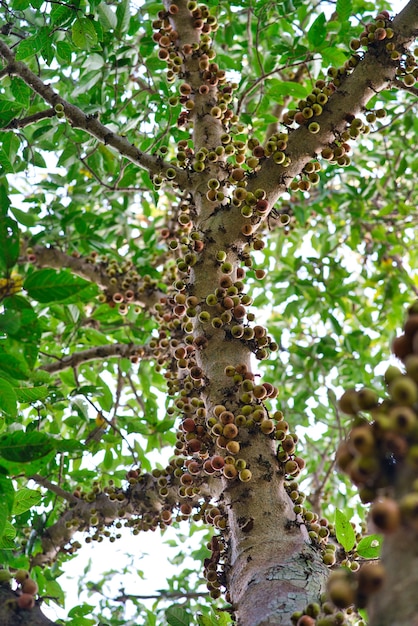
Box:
[40,343,151,374]
[0,40,188,189]
[114,590,210,602]
[23,244,165,309]
[30,473,79,504]
[1,107,56,130]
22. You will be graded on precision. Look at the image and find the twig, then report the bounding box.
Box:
[0,40,189,189]
[30,473,79,504]
[40,343,150,374]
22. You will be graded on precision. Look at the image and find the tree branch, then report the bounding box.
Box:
[23,245,165,309]
[0,40,189,189]
[245,0,418,213]
[40,343,151,374]
[1,107,56,129]
[30,474,79,504]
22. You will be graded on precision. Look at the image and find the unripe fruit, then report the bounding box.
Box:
[0,570,12,583]
[239,468,252,482]
[308,122,320,133]
[390,376,418,405]
[328,578,355,608]
[14,570,29,584]
[338,388,359,415]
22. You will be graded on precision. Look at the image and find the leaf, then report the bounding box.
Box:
[307,12,327,48]
[165,605,191,626]
[24,269,91,303]
[0,520,16,549]
[15,386,49,403]
[321,47,348,67]
[97,2,117,30]
[0,431,55,463]
[266,79,308,99]
[0,147,14,173]
[10,78,31,107]
[357,534,383,559]
[116,0,130,35]
[335,509,356,552]
[336,0,353,22]
[0,471,14,538]
[0,378,17,418]
[12,0,30,8]
[0,215,19,271]
[72,17,98,50]
[50,3,74,26]
[9,206,36,227]
[12,487,42,515]
[0,351,30,380]
[15,27,50,61]
[56,41,73,64]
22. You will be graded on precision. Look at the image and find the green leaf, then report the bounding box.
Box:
[0,431,55,463]
[10,78,31,107]
[56,41,73,64]
[0,378,17,418]
[0,471,14,538]
[0,352,30,380]
[97,2,117,30]
[12,0,30,8]
[335,509,356,552]
[307,12,327,48]
[0,520,16,549]
[166,605,191,626]
[336,0,353,21]
[357,534,382,559]
[0,147,14,173]
[12,488,42,515]
[116,0,130,35]
[15,386,49,403]
[266,79,308,99]
[0,100,22,128]
[72,17,98,50]
[50,3,74,26]
[321,47,348,67]
[15,27,50,61]
[24,269,91,303]
[9,206,37,227]
[0,216,19,272]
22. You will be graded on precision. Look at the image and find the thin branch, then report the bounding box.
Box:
[114,590,210,602]
[23,244,166,308]
[30,473,79,505]
[0,40,189,189]
[1,107,56,129]
[40,343,151,374]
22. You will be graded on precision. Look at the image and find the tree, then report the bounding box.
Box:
[0,0,417,624]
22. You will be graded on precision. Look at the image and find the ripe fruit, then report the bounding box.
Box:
[370,497,400,533]
[22,578,38,595]
[17,593,35,610]
[356,562,385,595]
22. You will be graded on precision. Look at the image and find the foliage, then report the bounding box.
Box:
[0,0,417,625]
